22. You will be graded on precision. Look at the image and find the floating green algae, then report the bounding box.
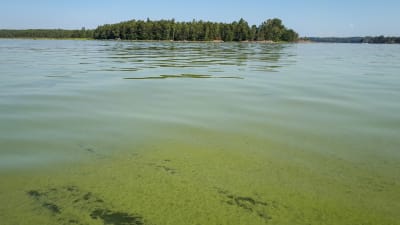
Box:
[26,186,146,225]
[1,133,399,225]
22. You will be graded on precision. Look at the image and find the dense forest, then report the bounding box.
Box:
[0,28,93,39]
[308,36,400,44]
[93,18,299,42]
[0,18,299,42]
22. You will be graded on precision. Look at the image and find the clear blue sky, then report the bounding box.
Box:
[1,0,399,37]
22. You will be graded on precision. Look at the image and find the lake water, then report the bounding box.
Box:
[0,39,399,225]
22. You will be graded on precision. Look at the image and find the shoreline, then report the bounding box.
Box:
[0,37,92,40]
[0,37,296,44]
[2,38,398,44]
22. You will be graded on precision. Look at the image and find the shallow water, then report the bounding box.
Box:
[1,40,400,225]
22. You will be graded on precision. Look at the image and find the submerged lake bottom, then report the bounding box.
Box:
[0,40,399,225]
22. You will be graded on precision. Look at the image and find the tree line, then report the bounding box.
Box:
[93,18,298,42]
[362,36,400,44]
[0,28,93,39]
[307,36,400,44]
[0,18,298,42]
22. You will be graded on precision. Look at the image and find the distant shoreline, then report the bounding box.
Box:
[305,36,400,44]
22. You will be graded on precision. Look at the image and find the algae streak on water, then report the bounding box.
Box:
[0,40,400,225]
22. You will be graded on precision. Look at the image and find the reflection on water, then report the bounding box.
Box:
[0,41,294,79]
[92,42,293,74]
[124,74,243,80]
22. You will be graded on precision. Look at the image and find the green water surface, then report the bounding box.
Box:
[0,40,399,225]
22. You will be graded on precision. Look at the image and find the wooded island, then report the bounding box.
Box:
[93,18,298,42]
[0,18,298,42]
